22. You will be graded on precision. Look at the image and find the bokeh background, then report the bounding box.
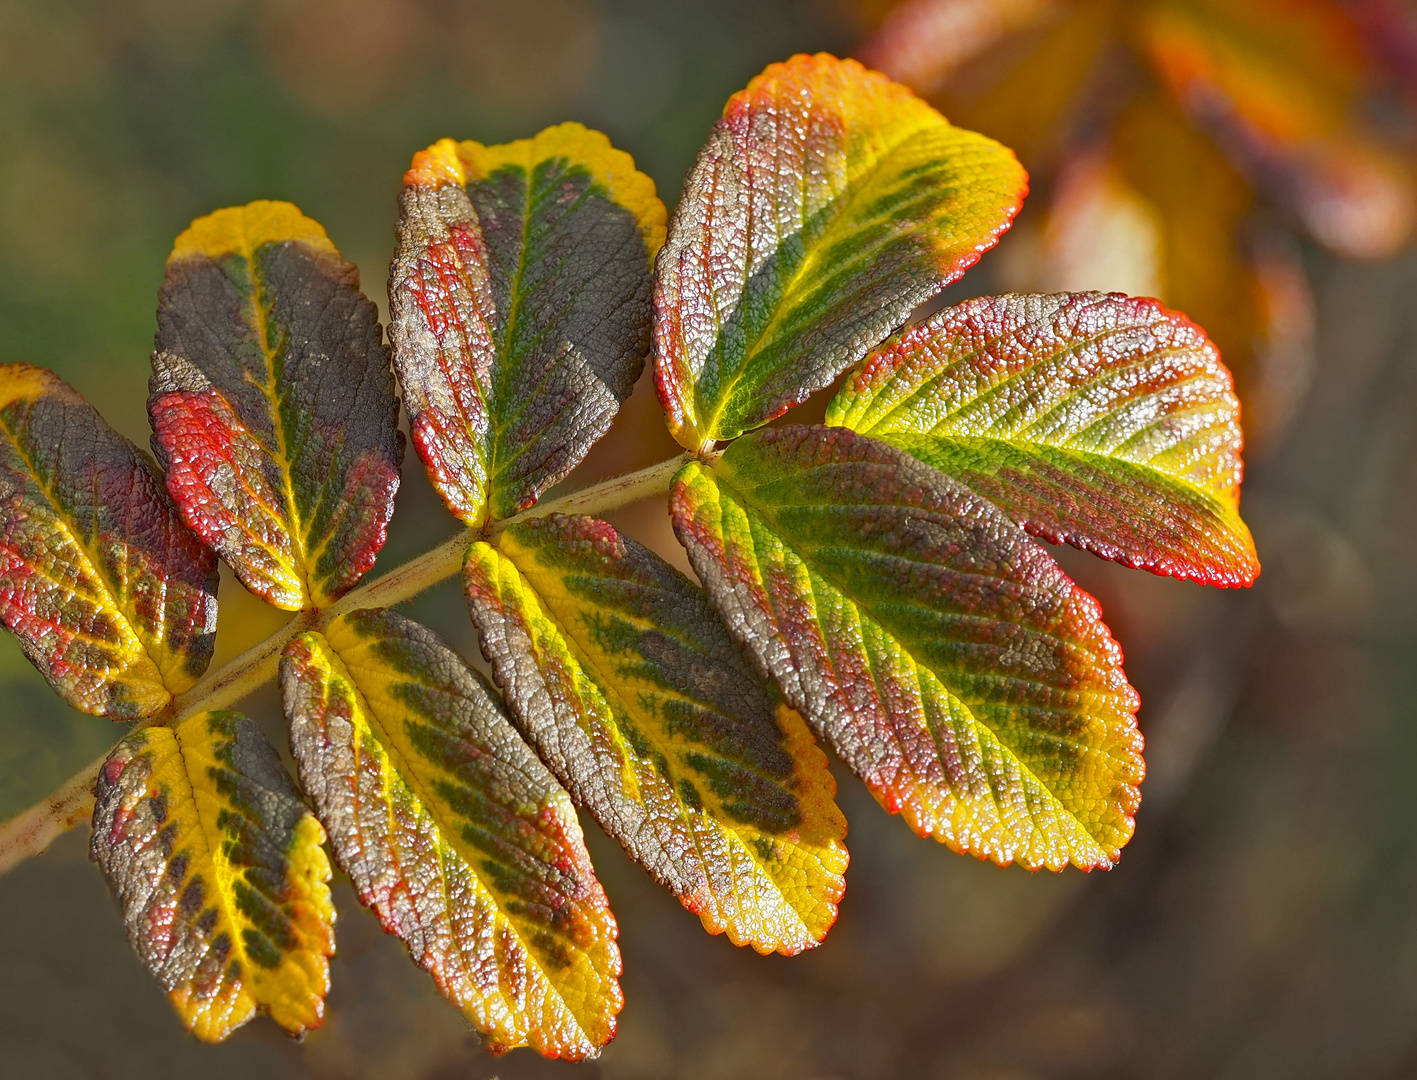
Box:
[3,1,1417,1077]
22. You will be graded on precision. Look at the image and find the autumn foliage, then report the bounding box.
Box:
[0,54,1256,1058]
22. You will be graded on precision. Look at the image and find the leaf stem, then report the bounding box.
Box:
[0,453,690,875]
[501,452,693,526]
[0,744,111,875]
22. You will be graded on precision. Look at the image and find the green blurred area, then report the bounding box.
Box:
[3,1,1417,1078]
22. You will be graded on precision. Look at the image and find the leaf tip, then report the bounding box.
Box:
[0,361,64,410]
[405,137,468,188]
[170,201,336,264]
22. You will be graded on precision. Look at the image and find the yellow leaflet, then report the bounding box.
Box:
[91,711,334,1042]
[465,516,848,955]
[281,611,620,1058]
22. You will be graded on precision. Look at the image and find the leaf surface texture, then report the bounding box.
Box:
[672,425,1143,871]
[280,608,620,1058]
[150,201,404,610]
[390,124,665,526]
[0,363,218,717]
[653,52,1028,451]
[828,291,1258,585]
[91,710,334,1041]
[463,514,847,954]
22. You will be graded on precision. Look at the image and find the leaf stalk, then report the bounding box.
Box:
[0,454,690,875]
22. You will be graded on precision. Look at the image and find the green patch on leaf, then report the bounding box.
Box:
[672,424,1143,871]
[279,608,620,1059]
[90,710,334,1042]
[464,514,848,955]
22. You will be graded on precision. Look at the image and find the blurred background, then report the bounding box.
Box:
[3,0,1417,1076]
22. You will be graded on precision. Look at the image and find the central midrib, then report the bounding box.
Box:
[874,431,1225,512]
[324,636,596,1042]
[171,724,276,1002]
[485,165,538,505]
[242,233,312,604]
[712,461,1125,848]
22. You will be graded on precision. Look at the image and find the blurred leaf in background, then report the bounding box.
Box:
[854,0,1417,446]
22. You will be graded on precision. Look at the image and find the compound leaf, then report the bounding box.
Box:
[280,609,620,1058]
[464,515,847,955]
[653,52,1027,453]
[390,124,665,527]
[827,291,1259,585]
[91,710,334,1042]
[150,200,404,611]
[0,363,218,718]
[671,425,1142,871]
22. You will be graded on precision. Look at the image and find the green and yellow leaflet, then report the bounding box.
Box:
[0,363,218,717]
[90,711,334,1042]
[827,291,1258,585]
[150,200,404,611]
[672,426,1143,871]
[653,52,1028,452]
[280,609,620,1058]
[464,515,847,954]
